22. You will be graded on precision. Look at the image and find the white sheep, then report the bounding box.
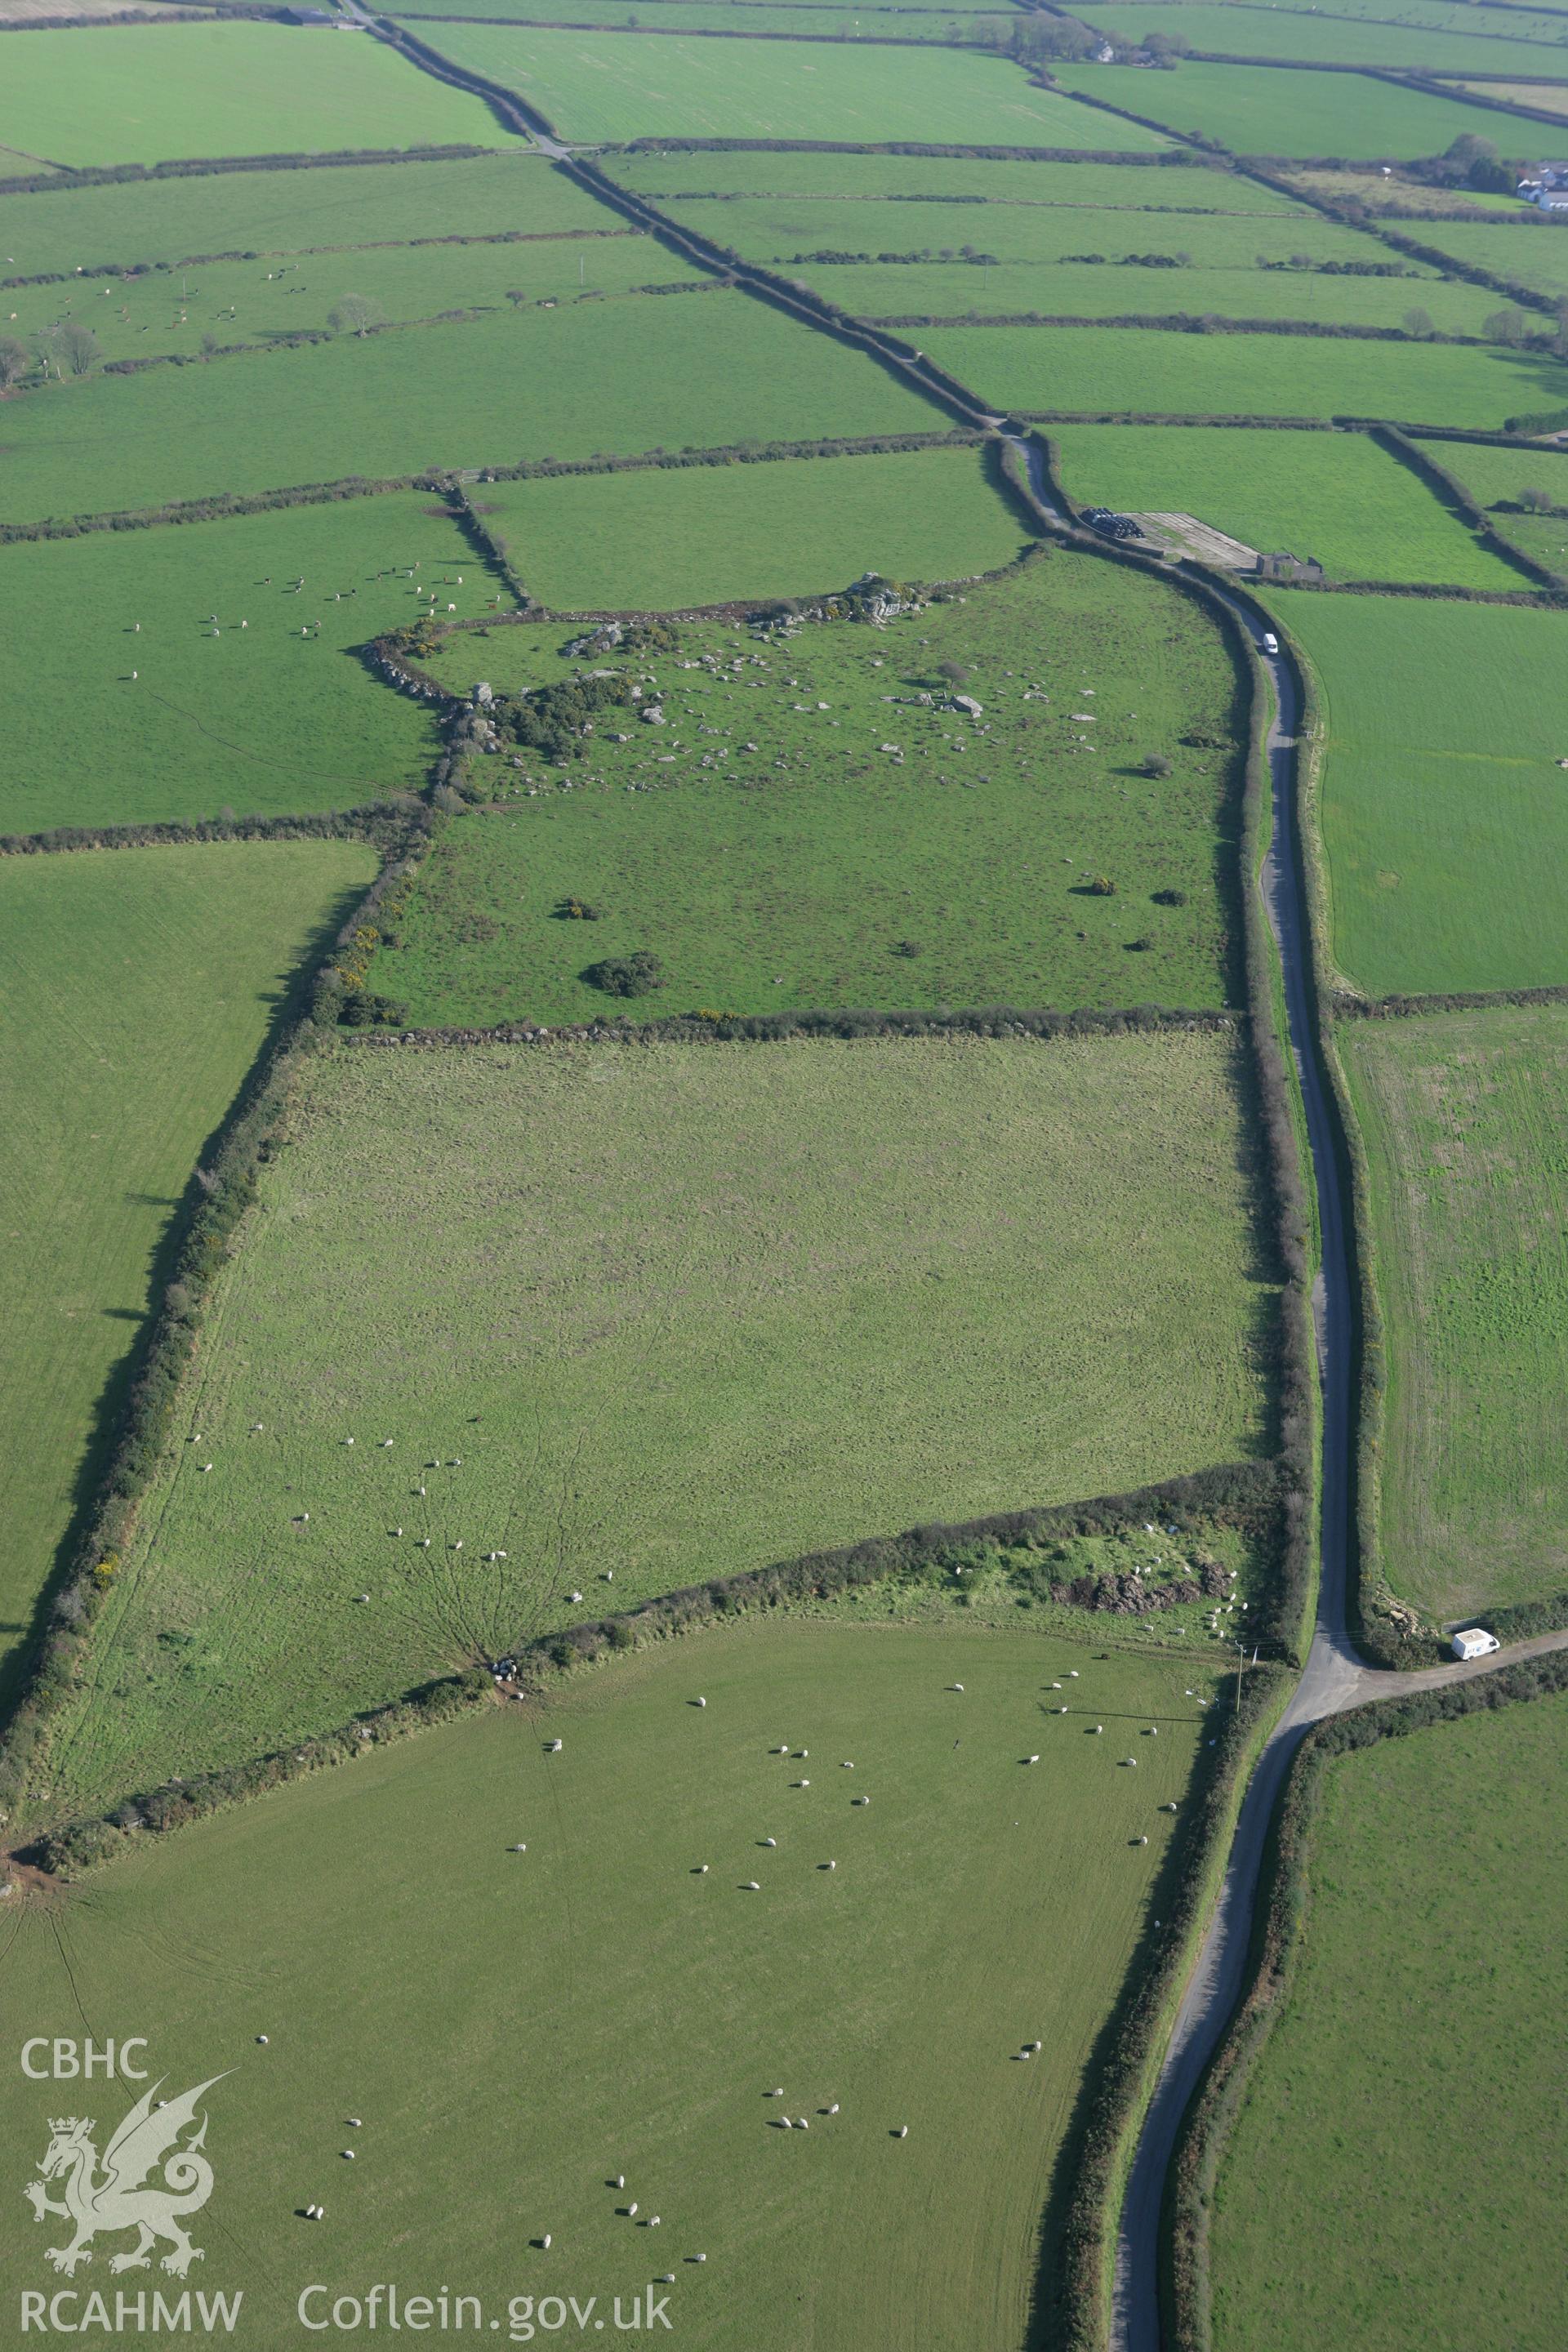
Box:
[762,1838,777,1848]
[743,1880,760,1891]
[540,2234,551,2251]
[893,2126,908,2140]
[852,1795,870,1806]
[546,1739,564,1753]
[1024,1754,1040,1765]
[695,1696,707,1708]
[511,1843,528,1853]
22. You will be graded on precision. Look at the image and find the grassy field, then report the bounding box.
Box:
[40,1031,1275,1809]
[1051,422,1528,586]
[0,22,526,168]
[0,294,941,524]
[376,548,1245,1021]
[0,839,374,1699]
[7,231,704,366]
[395,0,1009,29]
[1074,0,1568,72]
[416,23,1169,144]
[1447,74,1568,114]
[606,149,1313,208]
[1272,590,1568,994]
[1342,1006,1568,1621]
[662,195,1383,270]
[464,443,1029,608]
[1278,163,1527,213]
[1052,58,1517,158]
[1432,433,1568,513]
[918,321,1568,427]
[820,261,1499,334]
[0,495,505,834]
[5,1626,1223,2351]
[1210,1693,1568,2352]
[1411,219,1568,304]
[0,153,610,278]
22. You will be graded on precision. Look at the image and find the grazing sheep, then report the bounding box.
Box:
[694,1864,709,1874]
[345,1437,354,1446]
[416,1486,426,1497]
[1023,1755,1040,1765]
[511,1843,528,1853]
[824,1860,837,1870]
[695,1697,707,1708]
[852,1796,870,1806]
[893,2126,908,2140]
[251,1422,264,1432]
[1068,1670,1079,1678]
[1136,1835,1149,1846]
[795,2120,808,2132]
[768,2089,784,2098]
[540,2235,551,2251]
[840,1762,854,1770]
[795,1780,810,1788]
[382,1439,394,1449]
[256,2036,270,2046]
[1121,1757,1137,1768]
[545,1739,564,1753]
[200,1463,213,1473]
[568,1591,582,1603]
[1057,1707,1069,1715]
[341,2151,355,2162]
[1090,1725,1103,1735]
[691,2254,707,2265]
[612,2176,626,2190]
[779,2118,794,2130]
[743,1881,760,1891]
[826,2105,839,2117]
[392,1528,403,1539]
[419,1538,431,1549]
[762,1838,777,1849]
[949,1683,964,1693]
[1028,2040,1042,2052]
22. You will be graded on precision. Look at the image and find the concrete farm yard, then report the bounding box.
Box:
[2,3,1566,2350]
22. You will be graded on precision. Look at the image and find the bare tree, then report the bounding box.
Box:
[0,335,28,391]
[327,293,385,338]
[58,322,102,376]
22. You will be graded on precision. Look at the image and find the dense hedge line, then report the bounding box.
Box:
[0,473,422,546]
[470,428,981,486]
[0,800,422,859]
[1504,403,1568,438]
[447,480,531,608]
[0,145,493,201]
[614,140,1206,164]
[1013,408,1338,430]
[1166,1650,1568,2350]
[1281,577,1567,606]
[1481,1588,1568,1644]
[20,1459,1276,1876]
[869,310,1479,344]
[0,829,425,1836]
[1333,981,1568,1021]
[1371,424,1566,590]
[2,226,638,295]
[358,1003,1239,1049]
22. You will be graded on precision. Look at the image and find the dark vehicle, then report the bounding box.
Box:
[1082,506,1143,542]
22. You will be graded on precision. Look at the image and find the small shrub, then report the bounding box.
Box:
[1086,875,1116,897]
[555,897,604,921]
[1126,935,1154,952]
[582,949,666,999]
[1140,754,1174,778]
[891,938,924,958]
[1152,887,1188,906]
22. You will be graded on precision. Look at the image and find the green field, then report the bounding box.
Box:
[1210,1693,1568,2352]
[0,153,609,278]
[816,261,1499,334]
[375,549,1245,1022]
[1272,590,1568,994]
[1075,0,1568,73]
[1434,433,1568,513]
[605,149,1312,208]
[1447,74,1568,115]
[40,1031,1274,1810]
[416,22,1169,143]
[0,22,526,168]
[0,294,941,524]
[466,443,1028,608]
[0,496,504,835]
[661,194,1379,270]
[5,1625,1222,2351]
[1052,422,1527,586]
[1410,219,1568,305]
[1052,57,1515,158]
[0,839,374,1695]
[918,321,1568,426]
[1343,1006,1568,1620]
[395,0,1008,29]
[8,231,704,367]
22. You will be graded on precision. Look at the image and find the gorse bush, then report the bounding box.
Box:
[582,948,666,998]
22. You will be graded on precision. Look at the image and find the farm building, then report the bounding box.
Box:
[1450,1627,1500,1660]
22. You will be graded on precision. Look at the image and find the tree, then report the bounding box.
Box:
[58,323,101,377]
[936,658,971,685]
[1139,753,1174,778]
[1483,305,1528,348]
[1402,306,1437,341]
[1518,483,1557,513]
[0,336,28,391]
[583,949,666,998]
[327,293,385,338]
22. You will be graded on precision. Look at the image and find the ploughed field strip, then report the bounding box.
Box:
[1272,591,1568,996]
[39,1030,1276,1815]
[0,497,507,835]
[372,548,1246,1023]
[1341,1006,1568,1624]
[0,840,376,1690]
[1052,422,1529,589]
[7,1631,1223,2352]
[1209,1695,1568,2352]
[0,20,528,168]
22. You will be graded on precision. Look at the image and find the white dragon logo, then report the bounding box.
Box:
[24,2075,226,2278]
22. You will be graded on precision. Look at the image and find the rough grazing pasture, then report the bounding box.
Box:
[1074,0,1568,73]
[1051,423,1526,587]
[1342,1007,1568,1621]
[920,322,1568,428]
[605,150,1312,209]
[376,552,1245,1022]
[1051,59,1515,159]
[414,24,1169,145]
[463,442,1027,609]
[819,261,1500,336]
[0,840,374,1698]
[1448,74,1568,116]
[0,497,505,835]
[6,1628,1222,2351]
[6,233,705,367]
[0,153,609,280]
[0,23,526,170]
[1272,590,1568,994]
[393,0,1006,29]
[41,1033,1276,1810]
[0,295,942,524]
[1210,1695,1568,2352]
[1437,434,1568,514]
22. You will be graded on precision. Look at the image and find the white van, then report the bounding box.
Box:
[1450,1627,1500,1660]
[1260,631,1280,656]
